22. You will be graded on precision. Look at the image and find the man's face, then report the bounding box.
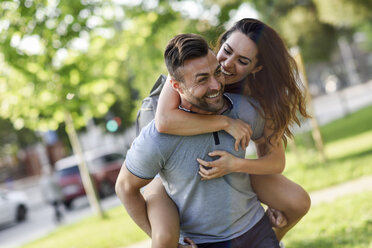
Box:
[177,51,225,113]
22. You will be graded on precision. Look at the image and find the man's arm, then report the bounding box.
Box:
[115,161,153,237]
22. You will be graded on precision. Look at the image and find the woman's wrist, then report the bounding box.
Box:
[220,115,232,132]
[234,157,252,173]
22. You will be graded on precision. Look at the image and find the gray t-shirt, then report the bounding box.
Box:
[126,93,265,244]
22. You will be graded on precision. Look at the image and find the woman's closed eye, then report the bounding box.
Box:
[239,59,249,65]
[224,48,232,55]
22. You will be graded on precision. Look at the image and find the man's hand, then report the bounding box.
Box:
[266,208,288,228]
[197,151,237,180]
[224,118,252,151]
[178,237,198,248]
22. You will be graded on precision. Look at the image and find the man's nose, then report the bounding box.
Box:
[209,77,221,91]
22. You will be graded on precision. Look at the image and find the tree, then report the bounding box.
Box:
[0,0,201,216]
[0,0,132,217]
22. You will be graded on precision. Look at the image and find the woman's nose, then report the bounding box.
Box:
[224,56,234,69]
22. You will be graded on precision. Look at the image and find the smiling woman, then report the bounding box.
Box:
[217,31,262,85]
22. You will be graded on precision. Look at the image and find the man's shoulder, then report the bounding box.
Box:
[225,93,259,108]
[136,121,182,149]
[224,93,261,114]
[224,93,265,140]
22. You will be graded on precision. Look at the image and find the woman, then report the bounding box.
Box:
[144,18,311,247]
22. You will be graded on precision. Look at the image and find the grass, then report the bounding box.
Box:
[22,207,147,248]
[294,104,372,146]
[318,105,372,143]
[283,104,372,192]
[283,191,372,248]
[284,129,372,192]
[22,104,372,248]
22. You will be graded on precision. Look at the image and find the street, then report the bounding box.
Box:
[0,193,121,248]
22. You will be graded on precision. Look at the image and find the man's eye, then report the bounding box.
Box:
[198,77,208,83]
[224,48,232,55]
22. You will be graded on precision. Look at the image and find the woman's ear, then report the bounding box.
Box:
[252,65,263,74]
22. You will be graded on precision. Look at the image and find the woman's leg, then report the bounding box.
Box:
[143,178,180,248]
[250,174,311,240]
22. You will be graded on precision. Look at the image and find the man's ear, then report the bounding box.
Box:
[170,78,184,94]
[252,65,263,74]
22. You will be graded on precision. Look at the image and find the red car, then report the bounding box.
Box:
[54,148,125,209]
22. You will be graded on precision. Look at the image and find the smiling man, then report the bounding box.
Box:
[115,33,280,248]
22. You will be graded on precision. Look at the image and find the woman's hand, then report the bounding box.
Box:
[197,151,238,180]
[178,237,198,248]
[224,118,252,151]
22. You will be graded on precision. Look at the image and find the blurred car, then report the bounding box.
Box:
[54,148,125,209]
[0,189,28,226]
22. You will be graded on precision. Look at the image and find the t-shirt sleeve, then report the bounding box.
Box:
[230,94,265,140]
[251,108,265,140]
[125,124,164,179]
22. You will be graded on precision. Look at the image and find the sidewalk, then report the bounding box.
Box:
[124,175,372,248]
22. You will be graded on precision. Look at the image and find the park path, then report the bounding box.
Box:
[124,174,372,248]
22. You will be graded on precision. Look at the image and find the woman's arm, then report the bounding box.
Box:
[155,75,252,151]
[198,119,286,178]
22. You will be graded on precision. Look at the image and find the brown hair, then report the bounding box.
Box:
[164,33,209,82]
[217,18,310,146]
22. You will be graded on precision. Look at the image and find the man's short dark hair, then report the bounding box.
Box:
[164,33,209,82]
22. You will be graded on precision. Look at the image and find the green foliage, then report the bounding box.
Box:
[1,1,191,132]
[244,0,372,60]
[278,5,338,62]
[0,0,136,131]
[313,0,372,28]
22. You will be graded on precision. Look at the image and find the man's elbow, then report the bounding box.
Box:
[115,174,125,200]
[115,173,133,204]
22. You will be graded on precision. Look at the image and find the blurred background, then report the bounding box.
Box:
[0,0,372,247]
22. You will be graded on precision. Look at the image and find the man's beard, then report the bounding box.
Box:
[186,90,225,113]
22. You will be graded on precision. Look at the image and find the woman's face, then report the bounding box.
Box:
[217,31,259,85]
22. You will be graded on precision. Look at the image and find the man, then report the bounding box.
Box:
[41,169,64,223]
[115,33,280,247]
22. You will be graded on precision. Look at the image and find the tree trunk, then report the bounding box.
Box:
[64,111,105,218]
[292,47,327,163]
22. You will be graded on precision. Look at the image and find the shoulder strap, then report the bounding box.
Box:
[135,74,167,136]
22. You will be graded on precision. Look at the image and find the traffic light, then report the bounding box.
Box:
[106,117,121,132]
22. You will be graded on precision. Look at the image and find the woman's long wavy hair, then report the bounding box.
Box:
[217,18,310,146]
